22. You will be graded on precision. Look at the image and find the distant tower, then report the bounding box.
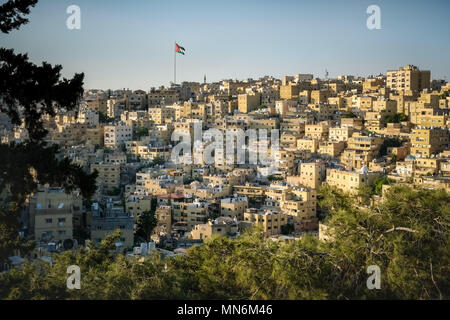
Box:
[325,69,329,80]
[204,74,206,84]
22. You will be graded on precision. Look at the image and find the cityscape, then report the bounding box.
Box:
[0,0,449,307]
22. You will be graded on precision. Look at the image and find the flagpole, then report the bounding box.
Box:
[174,41,176,85]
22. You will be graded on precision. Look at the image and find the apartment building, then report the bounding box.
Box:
[148,106,176,124]
[29,187,83,242]
[410,128,449,157]
[125,195,153,217]
[91,163,121,192]
[326,168,381,194]
[190,217,239,241]
[310,90,330,104]
[287,162,326,189]
[220,196,248,220]
[90,205,134,250]
[386,65,430,92]
[104,122,132,148]
[238,92,261,113]
[329,126,354,142]
[340,133,383,169]
[305,123,329,140]
[318,141,346,158]
[243,209,288,237]
[147,88,179,106]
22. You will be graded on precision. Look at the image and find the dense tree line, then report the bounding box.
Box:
[1,185,448,300]
[0,0,98,262]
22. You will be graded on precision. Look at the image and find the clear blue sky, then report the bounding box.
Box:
[2,0,450,90]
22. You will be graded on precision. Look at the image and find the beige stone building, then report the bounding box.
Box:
[305,123,329,140]
[386,65,430,92]
[91,163,121,192]
[329,126,354,142]
[287,162,326,189]
[410,128,449,157]
[243,209,288,237]
[190,217,239,241]
[220,196,248,220]
[29,187,83,242]
[238,92,261,113]
[326,169,381,194]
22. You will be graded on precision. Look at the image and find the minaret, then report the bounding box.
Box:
[204,74,206,84]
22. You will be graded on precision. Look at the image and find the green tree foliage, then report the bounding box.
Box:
[439,92,448,100]
[0,0,37,34]
[151,155,165,166]
[135,211,158,243]
[98,111,114,124]
[373,176,390,195]
[379,137,402,157]
[267,175,283,182]
[0,185,448,300]
[280,223,294,235]
[135,126,148,139]
[385,113,408,124]
[317,184,353,221]
[106,187,121,197]
[0,0,97,262]
[341,111,357,118]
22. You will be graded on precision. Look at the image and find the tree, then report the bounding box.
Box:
[373,176,390,195]
[341,111,357,118]
[267,175,283,182]
[135,211,158,243]
[0,0,37,34]
[0,0,97,262]
[151,155,165,166]
[98,111,113,124]
[317,184,353,221]
[280,223,294,235]
[1,186,449,300]
[357,184,373,205]
[135,126,148,139]
[385,113,408,124]
[379,137,401,157]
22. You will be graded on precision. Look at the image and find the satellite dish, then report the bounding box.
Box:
[63,239,74,250]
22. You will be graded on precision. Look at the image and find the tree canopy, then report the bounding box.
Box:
[0,0,97,262]
[1,185,447,300]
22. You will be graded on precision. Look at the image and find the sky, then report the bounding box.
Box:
[2,0,450,90]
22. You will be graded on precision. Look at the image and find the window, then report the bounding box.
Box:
[45,218,52,224]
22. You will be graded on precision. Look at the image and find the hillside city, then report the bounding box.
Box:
[1,64,449,266]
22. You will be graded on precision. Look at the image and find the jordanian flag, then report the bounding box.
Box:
[175,43,185,55]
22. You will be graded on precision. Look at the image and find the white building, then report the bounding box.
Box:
[104,122,132,148]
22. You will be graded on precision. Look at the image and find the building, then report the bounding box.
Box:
[410,128,449,158]
[29,187,83,242]
[91,163,121,192]
[238,92,261,113]
[104,122,132,148]
[287,162,326,189]
[329,126,354,142]
[220,196,248,220]
[326,168,381,194]
[90,204,134,250]
[243,208,288,237]
[386,65,430,92]
[190,217,239,241]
